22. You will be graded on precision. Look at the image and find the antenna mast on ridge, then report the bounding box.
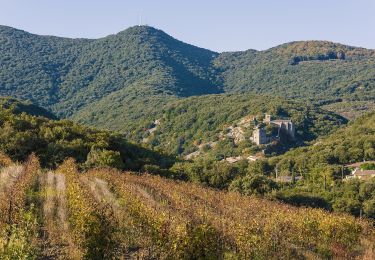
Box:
[139,10,142,26]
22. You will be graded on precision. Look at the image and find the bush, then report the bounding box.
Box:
[229,174,278,196]
[275,191,331,210]
[0,152,12,167]
[85,147,125,169]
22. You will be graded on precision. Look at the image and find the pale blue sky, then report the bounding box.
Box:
[0,0,374,52]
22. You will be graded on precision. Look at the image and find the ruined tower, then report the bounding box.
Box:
[253,127,268,145]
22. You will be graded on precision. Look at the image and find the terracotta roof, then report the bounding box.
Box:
[354,169,375,176]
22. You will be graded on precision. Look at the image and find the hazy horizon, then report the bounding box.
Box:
[0,0,374,52]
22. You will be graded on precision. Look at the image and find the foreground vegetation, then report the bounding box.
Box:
[0,154,374,259]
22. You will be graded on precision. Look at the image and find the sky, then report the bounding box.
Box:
[0,0,374,52]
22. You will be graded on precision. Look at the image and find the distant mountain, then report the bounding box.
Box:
[1,25,374,142]
[0,25,220,118]
[214,41,375,101]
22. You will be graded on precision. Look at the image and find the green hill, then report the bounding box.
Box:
[1,25,374,145]
[73,93,346,156]
[0,25,220,118]
[215,41,375,101]
[0,97,174,170]
[272,111,375,172]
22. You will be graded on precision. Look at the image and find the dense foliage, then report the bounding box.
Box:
[215,41,375,102]
[0,25,219,119]
[1,25,374,139]
[0,97,56,119]
[76,93,346,156]
[144,94,346,155]
[0,99,174,170]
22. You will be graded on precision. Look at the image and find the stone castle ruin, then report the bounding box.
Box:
[252,114,295,145]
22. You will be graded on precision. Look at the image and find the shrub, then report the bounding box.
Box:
[86,147,125,169]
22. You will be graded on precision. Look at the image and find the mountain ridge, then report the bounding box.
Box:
[1,24,374,141]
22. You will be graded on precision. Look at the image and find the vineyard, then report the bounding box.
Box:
[0,155,374,259]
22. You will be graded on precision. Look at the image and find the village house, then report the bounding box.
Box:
[345,161,375,180]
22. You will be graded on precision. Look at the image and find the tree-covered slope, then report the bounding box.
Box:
[0,97,174,170]
[0,25,86,108]
[148,94,347,156]
[273,111,375,170]
[74,93,347,156]
[0,25,220,118]
[215,41,375,101]
[1,25,374,140]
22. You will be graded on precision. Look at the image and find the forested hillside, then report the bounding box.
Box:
[215,41,375,101]
[0,25,220,118]
[0,97,174,170]
[1,25,374,136]
[0,96,56,119]
[84,94,344,156]
[272,111,375,175]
